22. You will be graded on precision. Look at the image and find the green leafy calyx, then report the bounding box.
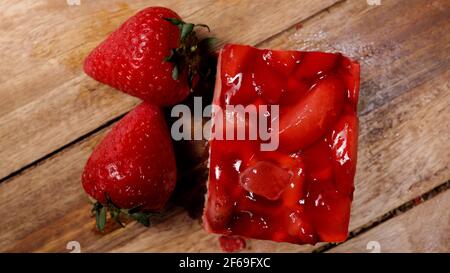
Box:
[163,17,216,89]
[91,193,155,231]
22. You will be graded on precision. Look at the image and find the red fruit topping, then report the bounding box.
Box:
[305,178,352,242]
[294,52,340,79]
[279,75,345,152]
[204,189,234,231]
[219,236,247,253]
[252,69,286,104]
[223,73,258,105]
[339,57,361,107]
[262,49,302,75]
[221,44,255,79]
[287,211,316,244]
[240,161,291,201]
[328,113,359,196]
[279,77,310,106]
[220,45,257,105]
[203,44,359,246]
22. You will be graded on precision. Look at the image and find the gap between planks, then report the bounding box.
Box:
[315,180,450,252]
[0,113,126,184]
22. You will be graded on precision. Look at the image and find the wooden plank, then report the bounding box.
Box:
[1,0,449,252]
[260,0,450,116]
[348,69,450,231]
[0,0,338,179]
[328,190,450,253]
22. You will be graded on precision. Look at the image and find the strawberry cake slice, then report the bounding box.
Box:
[203,44,360,244]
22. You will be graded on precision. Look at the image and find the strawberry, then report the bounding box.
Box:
[279,77,310,106]
[328,112,359,196]
[303,138,334,183]
[253,50,302,104]
[294,52,341,79]
[239,161,291,201]
[220,44,255,79]
[203,188,233,231]
[261,49,302,76]
[220,44,258,105]
[84,7,214,106]
[220,46,304,105]
[287,211,316,244]
[278,75,345,152]
[305,178,352,242]
[82,102,177,230]
[339,57,360,107]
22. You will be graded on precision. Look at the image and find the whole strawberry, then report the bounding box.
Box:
[82,102,177,230]
[84,7,213,106]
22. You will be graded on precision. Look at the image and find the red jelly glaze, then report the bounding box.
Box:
[204,44,360,245]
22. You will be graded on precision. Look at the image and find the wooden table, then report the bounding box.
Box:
[0,0,449,253]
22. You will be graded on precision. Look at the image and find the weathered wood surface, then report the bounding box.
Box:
[0,0,449,252]
[0,0,338,179]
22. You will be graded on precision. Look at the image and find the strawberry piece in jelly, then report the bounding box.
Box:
[287,211,316,244]
[279,77,310,106]
[223,73,258,105]
[329,113,359,196]
[279,75,345,152]
[251,69,286,104]
[262,49,302,75]
[303,138,334,183]
[204,189,233,231]
[294,52,340,79]
[254,50,303,103]
[221,44,255,79]
[339,57,360,107]
[240,161,291,201]
[305,179,352,242]
[221,45,258,105]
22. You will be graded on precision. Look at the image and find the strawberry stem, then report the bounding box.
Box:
[180,23,194,40]
[91,193,155,231]
[163,17,216,88]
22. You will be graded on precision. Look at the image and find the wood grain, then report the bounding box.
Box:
[0,0,449,252]
[260,0,450,116]
[328,190,450,253]
[0,0,338,179]
[349,70,449,231]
